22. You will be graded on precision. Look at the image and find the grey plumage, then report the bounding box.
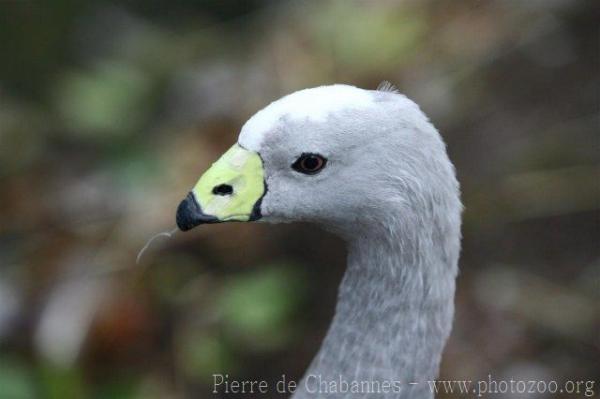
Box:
[242,84,462,398]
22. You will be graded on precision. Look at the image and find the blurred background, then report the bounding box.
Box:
[0,1,598,398]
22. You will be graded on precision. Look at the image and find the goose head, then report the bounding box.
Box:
[176,84,462,397]
[176,84,460,243]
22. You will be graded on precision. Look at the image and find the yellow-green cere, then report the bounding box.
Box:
[192,144,265,221]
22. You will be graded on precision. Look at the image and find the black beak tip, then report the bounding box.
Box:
[176,192,219,231]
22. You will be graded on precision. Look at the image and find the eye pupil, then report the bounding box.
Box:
[292,153,327,175]
[302,156,320,170]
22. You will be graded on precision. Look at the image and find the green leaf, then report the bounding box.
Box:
[55,62,152,140]
[0,358,35,399]
[218,264,306,350]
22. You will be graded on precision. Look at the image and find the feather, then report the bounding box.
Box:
[376,80,400,93]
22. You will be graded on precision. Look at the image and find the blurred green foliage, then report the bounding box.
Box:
[0,358,36,399]
[55,63,153,138]
[219,265,305,349]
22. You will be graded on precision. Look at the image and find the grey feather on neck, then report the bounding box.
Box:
[293,216,459,399]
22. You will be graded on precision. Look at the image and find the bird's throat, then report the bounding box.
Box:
[293,232,457,399]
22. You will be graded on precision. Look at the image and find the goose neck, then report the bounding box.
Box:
[295,229,456,399]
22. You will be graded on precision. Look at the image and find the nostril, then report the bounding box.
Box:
[212,184,233,196]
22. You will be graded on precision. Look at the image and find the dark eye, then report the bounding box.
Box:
[292,153,327,175]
